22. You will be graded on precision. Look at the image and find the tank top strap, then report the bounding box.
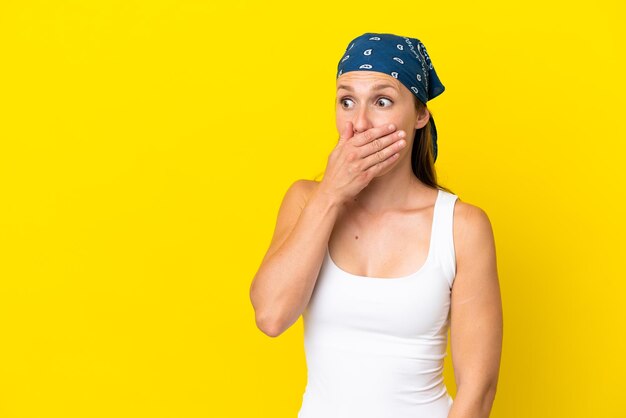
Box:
[431,190,459,289]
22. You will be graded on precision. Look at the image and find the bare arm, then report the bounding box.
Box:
[250,180,342,337]
[448,203,503,418]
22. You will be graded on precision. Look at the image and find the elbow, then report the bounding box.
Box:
[458,377,498,396]
[482,382,498,415]
[457,377,499,414]
[255,313,285,338]
[250,284,284,337]
[456,369,499,395]
[251,276,295,337]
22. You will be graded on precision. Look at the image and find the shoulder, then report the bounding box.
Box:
[261,179,321,263]
[286,179,321,206]
[452,197,496,264]
[297,179,321,195]
[274,179,322,223]
[453,198,493,235]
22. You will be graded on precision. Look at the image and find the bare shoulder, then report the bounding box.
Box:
[452,197,497,273]
[282,179,323,213]
[298,179,321,200]
[275,178,321,224]
[453,198,494,239]
[259,179,321,264]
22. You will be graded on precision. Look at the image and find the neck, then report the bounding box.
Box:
[351,155,435,215]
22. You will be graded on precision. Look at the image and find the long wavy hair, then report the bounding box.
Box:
[313,95,454,196]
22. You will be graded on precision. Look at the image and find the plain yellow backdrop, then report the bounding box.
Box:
[0,1,624,417]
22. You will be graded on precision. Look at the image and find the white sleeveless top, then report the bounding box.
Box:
[297,189,458,418]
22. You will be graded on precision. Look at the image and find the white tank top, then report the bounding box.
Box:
[297,189,458,418]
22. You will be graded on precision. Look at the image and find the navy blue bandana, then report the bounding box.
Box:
[336,32,445,161]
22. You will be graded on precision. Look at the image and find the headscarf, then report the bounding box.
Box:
[336,32,445,161]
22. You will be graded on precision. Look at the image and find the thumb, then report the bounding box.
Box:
[339,121,354,142]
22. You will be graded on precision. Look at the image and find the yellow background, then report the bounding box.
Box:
[1,1,624,417]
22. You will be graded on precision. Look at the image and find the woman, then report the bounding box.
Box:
[250,32,503,418]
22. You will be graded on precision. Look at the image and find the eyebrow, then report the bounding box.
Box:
[336,83,398,92]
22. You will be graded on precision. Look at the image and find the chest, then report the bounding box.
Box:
[305,254,451,339]
[328,208,435,279]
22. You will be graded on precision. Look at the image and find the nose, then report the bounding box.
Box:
[351,105,373,134]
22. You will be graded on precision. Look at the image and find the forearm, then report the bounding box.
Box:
[251,188,342,336]
[447,382,497,418]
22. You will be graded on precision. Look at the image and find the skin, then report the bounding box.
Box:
[250,71,502,418]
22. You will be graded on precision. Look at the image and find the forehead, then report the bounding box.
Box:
[336,71,404,94]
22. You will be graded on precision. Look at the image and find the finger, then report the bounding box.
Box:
[361,134,406,171]
[363,128,405,159]
[364,151,401,178]
[352,123,396,147]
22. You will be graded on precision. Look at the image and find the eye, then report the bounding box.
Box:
[339,97,354,109]
[338,96,393,109]
[377,97,393,107]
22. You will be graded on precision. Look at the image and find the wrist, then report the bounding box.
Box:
[308,185,344,216]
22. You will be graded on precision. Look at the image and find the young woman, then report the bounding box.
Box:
[250,32,503,418]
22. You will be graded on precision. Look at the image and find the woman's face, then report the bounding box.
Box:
[335,71,429,144]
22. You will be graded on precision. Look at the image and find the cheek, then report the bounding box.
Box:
[336,118,350,133]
